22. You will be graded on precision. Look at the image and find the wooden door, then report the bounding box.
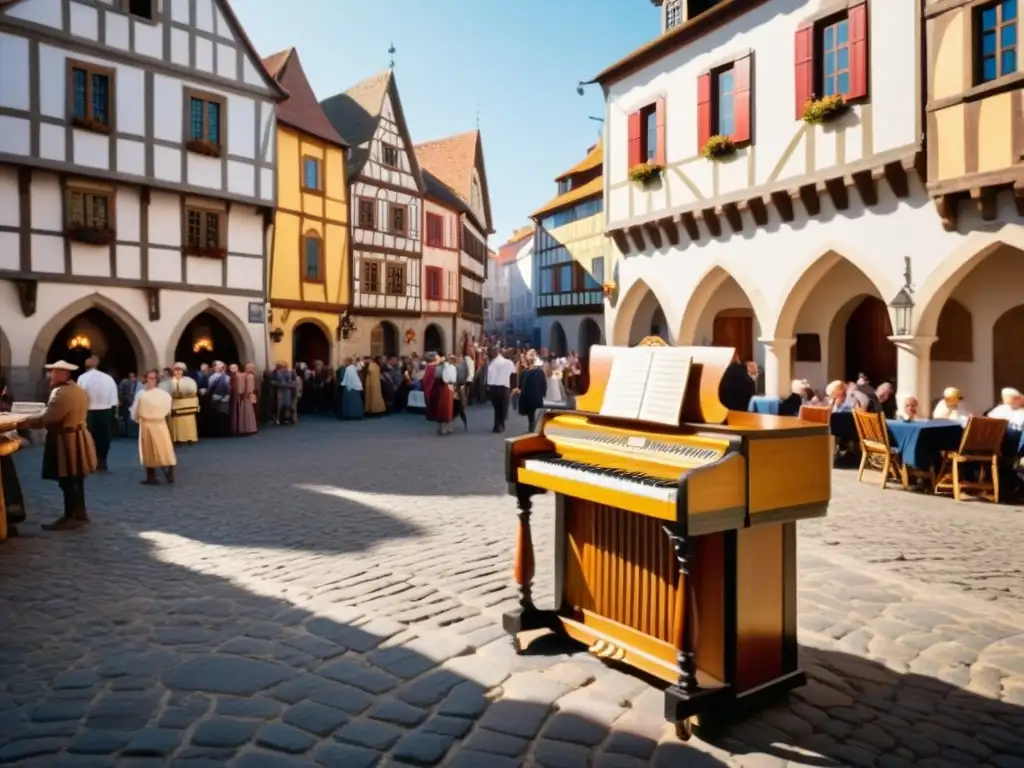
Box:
[370,324,384,358]
[844,296,896,384]
[713,311,753,362]
[994,305,1024,402]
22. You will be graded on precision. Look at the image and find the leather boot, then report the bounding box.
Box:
[163,467,175,484]
[141,468,159,485]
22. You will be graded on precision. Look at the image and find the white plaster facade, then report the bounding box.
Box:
[509,238,536,345]
[0,0,279,392]
[601,0,1024,407]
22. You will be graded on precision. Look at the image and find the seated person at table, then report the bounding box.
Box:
[932,387,972,423]
[856,374,881,410]
[988,387,1024,429]
[898,396,920,422]
[826,380,850,412]
[877,382,897,419]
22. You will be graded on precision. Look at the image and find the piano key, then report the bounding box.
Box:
[522,458,679,503]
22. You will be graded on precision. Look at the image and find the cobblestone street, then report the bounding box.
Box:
[1,406,1023,767]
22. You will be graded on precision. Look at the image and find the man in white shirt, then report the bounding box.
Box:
[77,356,120,472]
[485,346,516,433]
[989,387,1024,429]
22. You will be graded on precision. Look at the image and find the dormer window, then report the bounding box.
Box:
[557,179,571,194]
[666,0,683,30]
[126,0,155,20]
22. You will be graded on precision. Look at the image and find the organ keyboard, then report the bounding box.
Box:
[502,338,832,740]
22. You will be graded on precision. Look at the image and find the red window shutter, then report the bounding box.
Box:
[627,111,642,168]
[654,96,666,165]
[794,26,814,120]
[847,2,868,100]
[732,55,752,143]
[696,72,712,152]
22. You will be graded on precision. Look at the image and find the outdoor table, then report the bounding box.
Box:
[885,420,963,470]
[748,396,782,415]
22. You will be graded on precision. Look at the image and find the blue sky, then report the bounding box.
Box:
[235,0,655,245]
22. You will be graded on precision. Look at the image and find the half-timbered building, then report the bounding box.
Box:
[420,170,464,355]
[601,0,1014,405]
[529,140,608,358]
[415,131,494,351]
[0,0,283,393]
[263,47,349,369]
[320,69,423,359]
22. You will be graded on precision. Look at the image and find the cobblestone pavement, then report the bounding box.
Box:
[1,407,1023,767]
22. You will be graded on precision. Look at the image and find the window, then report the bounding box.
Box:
[302,232,322,281]
[627,99,664,168]
[426,266,443,299]
[303,156,321,191]
[426,213,444,247]
[557,179,571,195]
[382,144,399,168]
[385,264,406,295]
[389,204,408,236]
[716,68,735,136]
[977,0,1018,84]
[665,0,683,30]
[821,17,851,97]
[127,0,154,20]
[186,90,225,154]
[65,184,114,242]
[357,199,376,229]
[794,5,867,118]
[68,60,112,132]
[184,205,225,256]
[361,260,381,293]
[697,56,751,151]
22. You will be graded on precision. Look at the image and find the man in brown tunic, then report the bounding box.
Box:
[28,360,97,531]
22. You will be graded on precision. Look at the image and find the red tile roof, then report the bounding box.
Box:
[415,130,494,234]
[262,48,347,147]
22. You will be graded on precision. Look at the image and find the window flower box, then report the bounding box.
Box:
[802,95,848,125]
[701,135,736,162]
[185,246,226,259]
[186,138,222,158]
[66,226,115,246]
[70,116,111,135]
[628,162,664,187]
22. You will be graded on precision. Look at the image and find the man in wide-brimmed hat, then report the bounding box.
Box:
[27,360,97,530]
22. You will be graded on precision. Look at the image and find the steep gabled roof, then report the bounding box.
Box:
[319,69,423,189]
[423,170,470,215]
[262,48,347,147]
[415,130,494,234]
[555,139,602,182]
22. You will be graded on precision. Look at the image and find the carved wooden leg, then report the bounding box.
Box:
[513,493,536,612]
[665,525,698,694]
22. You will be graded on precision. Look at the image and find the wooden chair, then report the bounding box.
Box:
[853,409,907,490]
[799,405,831,424]
[934,416,1008,502]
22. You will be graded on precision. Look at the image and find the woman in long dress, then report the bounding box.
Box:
[232,363,258,435]
[337,359,364,420]
[543,359,566,407]
[161,363,199,444]
[430,356,457,436]
[132,369,177,485]
[364,359,387,416]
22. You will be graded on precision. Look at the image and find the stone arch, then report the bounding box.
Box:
[772,247,897,340]
[29,292,159,375]
[549,321,568,356]
[932,298,973,362]
[676,265,768,347]
[165,298,254,366]
[993,304,1024,400]
[424,323,445,354]
[292,319,333,367]
[612,278,670,346]
[913,232,1024,338]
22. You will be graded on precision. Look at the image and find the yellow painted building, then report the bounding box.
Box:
[263,48,350,368]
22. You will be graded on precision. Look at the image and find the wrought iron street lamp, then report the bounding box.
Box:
[889,288,914,336]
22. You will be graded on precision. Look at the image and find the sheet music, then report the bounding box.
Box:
[637,348,693,426]
[598,348,654,420]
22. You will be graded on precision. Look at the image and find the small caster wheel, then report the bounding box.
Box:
[675,718,694,741]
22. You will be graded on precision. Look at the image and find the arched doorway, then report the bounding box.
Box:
[577,318,602,356]
[293,322,331,367]
[712,309,754,362]
[424,323,445,355]
[841,296,895,384]
[994,305,1024,400]
[174,311,240,370]
[549,321,568,356]
[370,321,398,358]
[46,308,138,380]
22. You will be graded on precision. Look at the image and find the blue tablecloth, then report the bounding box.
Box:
[885,420,963,470]
[749,396,783,415]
